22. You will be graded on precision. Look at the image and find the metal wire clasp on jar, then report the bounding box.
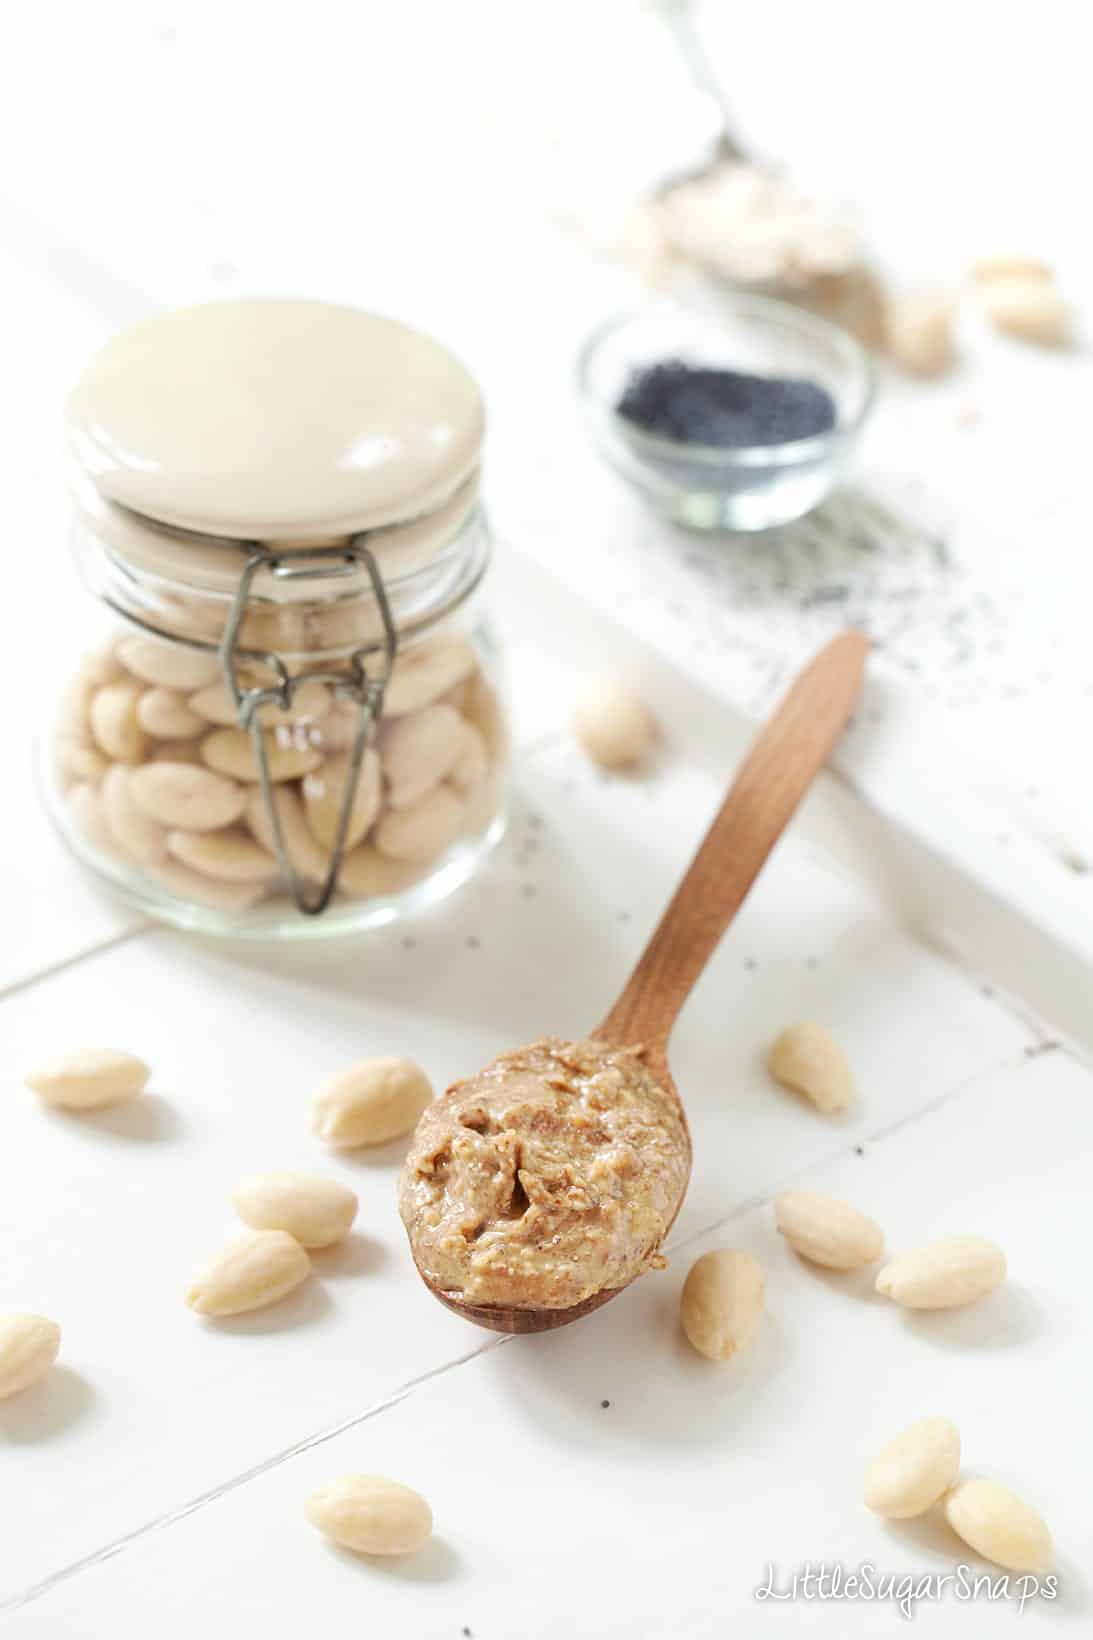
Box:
[221,538,397,916]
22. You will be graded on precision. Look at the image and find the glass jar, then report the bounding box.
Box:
[44,300,510,938]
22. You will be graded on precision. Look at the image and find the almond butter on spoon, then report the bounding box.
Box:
[400,635,867,1334]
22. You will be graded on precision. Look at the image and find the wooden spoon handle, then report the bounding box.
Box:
[595,632,868,1052]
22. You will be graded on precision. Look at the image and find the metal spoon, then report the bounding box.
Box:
[412,632,867,1333]
[653,0,749,171]
[648,1,870,317]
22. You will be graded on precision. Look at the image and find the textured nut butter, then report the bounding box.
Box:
[399,1038,688,1309]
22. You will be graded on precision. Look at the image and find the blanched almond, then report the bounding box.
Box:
[257,680,331,728]
[232,1172,358,1249]
[572,679,654,769]
[67,782,122,857]
[381,705,467,809]
[0,1314,61,1399]
[971,253,1053,285]
[305,1474,432,1556]
[886,290,955,377]
[775,1190,883,1270]
[459,770,502,839]
[130,762,247,830]
[102,764,170,863]
[137,687,206,740]
[118,636,220,691]
[944,1479,1052,1573]
[875,1235,1006,1309]
[679,1249,764,1362]
[464,670,508,761]
[767,1023,855,1113]
[55,665,104,743]
[186,1229,310,1316]
[245,786,329,883]
[460,769,504,837]
[374,785,464,863]
[167,827,276,883]
[190,677,329,729]
[149,859,268,912]
[312,1057,433,1149]
[56,672,96,742]
[150,738,206,765]
[337,846,427,898]
[201,727,322,783]
[308,698,361,752]
[56,739,109,786]
[88,642,127,684]
[448,722,489,792]
[383,639,476,716]
[26,1047,149,1110]
[864,1417,961,1518]
[302,749,382,850]
[189,673,267,728]
[90,681,147,764]
[981,277,1069,344]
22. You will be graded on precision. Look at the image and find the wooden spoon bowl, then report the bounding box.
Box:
[412,632,867,1334]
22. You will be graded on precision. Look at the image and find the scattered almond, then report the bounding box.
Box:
[875,1234,1006,1309]
[944,1478,1053,1573]
[980,277,1069,345]
[232,1173,358,1249]
[767,1023,855,1113]
[312,1057,433,1149]
[305,1474,432,1556]
[0,1314,61,1399]
[970,253,1054,285]
[886,289,956,377]
[186,1229,311,1317]
[25,1047,150,1111]
[679,1249,764,1362]
[572,680,655,770]
[775,1190,883,1270]
[863,1417,961,1518]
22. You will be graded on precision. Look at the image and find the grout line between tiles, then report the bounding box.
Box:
[0,1334,508,1617]
[921,929,1092,1074]
[0,924,152,1005]
[666,1045,1042,1259]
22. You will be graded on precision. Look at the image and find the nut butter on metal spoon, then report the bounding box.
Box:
[400,632,868,1335]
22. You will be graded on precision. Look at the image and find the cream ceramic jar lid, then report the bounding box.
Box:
[73,468,482,602]
[66,299,485,541]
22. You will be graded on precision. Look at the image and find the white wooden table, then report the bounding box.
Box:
[2,5,1091,1631]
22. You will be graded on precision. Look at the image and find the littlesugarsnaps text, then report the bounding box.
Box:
[754,1561,1058,1620]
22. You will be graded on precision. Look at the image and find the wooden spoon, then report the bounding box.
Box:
[418,631,868,1334]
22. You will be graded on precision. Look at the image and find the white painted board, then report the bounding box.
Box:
[6,562,1088,1632]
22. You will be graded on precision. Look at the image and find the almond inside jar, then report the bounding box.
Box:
[398,1038,689,1310]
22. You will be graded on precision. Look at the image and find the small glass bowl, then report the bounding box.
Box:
[577,295,875,532]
